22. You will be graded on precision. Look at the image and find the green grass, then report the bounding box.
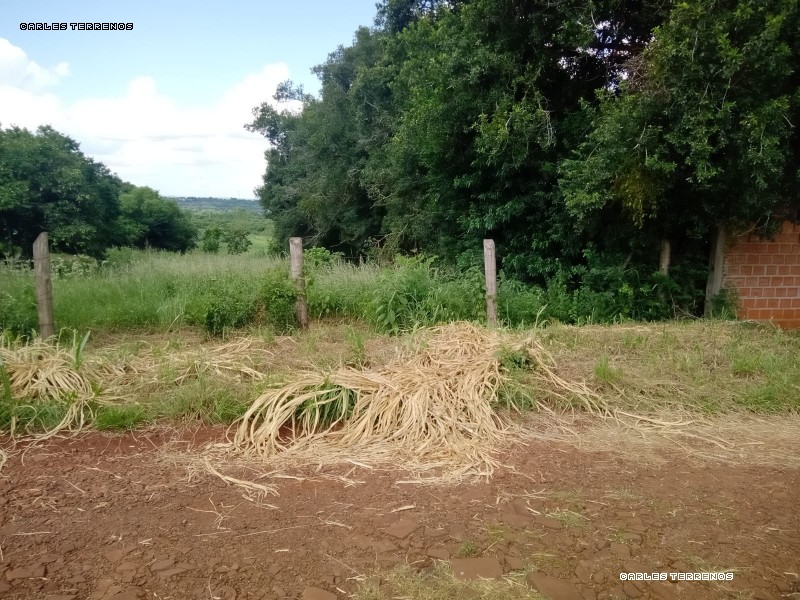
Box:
[0,249,555,336]
[594,355,623,384]
[0,398,72,432]
[94,404,147,430]
[545,509,587,529]
[457,540,481,558]
[2,250,800,422]
[540,321,800,414]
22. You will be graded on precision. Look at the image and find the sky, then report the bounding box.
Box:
[0,0,379,198]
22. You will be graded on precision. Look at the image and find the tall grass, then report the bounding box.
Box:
[2,250,558,336]
[0,248,726,337]
[1,251,287,334]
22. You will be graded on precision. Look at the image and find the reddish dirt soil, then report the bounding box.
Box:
[1,428,798,600]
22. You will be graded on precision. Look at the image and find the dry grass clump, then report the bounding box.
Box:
[0,335,108,401]
[354,563,544,600]
[118,337,270,388]
[231,322,600,482]
[0,333,273,440]
[0,334,119,438]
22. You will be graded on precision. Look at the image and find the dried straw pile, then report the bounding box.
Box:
[125,338,269,387]
[0,337,107,401]
[0,335,116,438]
[232,322,598,481]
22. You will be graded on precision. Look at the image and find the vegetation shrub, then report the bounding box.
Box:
[254,267,297,333]
[0,283,37,337]
[370,255,439,333]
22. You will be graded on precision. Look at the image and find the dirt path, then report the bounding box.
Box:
[1,428,798,600]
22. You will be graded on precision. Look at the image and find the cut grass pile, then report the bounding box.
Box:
[0,318,798,474]
[231,322,600,482]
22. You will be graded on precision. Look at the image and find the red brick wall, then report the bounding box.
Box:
[722,221,800,328]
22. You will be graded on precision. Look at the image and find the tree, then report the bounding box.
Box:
[117,186,197,252]
[247,27,389,255]
[202,226,223,253]
[0,125,124,257]
[560,0,800,266]
[222,226,252,254]
[247,0,672,280]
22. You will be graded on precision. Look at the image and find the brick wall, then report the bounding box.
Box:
[722,220,800,328]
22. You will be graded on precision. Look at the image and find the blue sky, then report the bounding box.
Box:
[0,0,379,198]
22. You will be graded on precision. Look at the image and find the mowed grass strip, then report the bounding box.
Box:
[536,321,800,414]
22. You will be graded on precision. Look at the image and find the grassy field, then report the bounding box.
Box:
[1,246,728,339]
[1,317,798,437]
[1,249,798,438]
[0,249,544,335]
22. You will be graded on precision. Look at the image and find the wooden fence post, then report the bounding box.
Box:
[483,239,498,327]
[33,232,55,339]
[289,237,309,329]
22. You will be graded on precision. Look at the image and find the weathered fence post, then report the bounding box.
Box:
[483,239,498,327]
[33,232,55,339]
[289,237,309,329]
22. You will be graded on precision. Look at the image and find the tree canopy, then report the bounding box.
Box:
[0,125,197,256]
[0,125,124,257]
[248,0,799,310]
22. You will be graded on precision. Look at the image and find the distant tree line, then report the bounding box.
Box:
[0,125,197,257]
[248,0,799,314]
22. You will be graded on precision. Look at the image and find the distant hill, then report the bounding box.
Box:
[169,197,261,213]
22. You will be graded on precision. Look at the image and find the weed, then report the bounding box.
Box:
[152,379,252,424]
[353,563,546,600]
[608,528,627,544]
[594,355,623,384]
[545,510,586,529]
[457,540,480,558]
[486,524,511,543]
[0,398,72,433]
[345,326,367,367]
[255,267,297,333]
[95,404,148,430]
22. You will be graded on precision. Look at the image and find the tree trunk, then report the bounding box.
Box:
[704,225,727,316]
[483,239,497,327]
[659,239,671,277]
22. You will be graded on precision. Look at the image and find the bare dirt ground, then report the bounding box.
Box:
[1,424,799,600]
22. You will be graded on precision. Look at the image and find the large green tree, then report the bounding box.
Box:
[0,125,124,257]
[247,27,387,255]
[248,0,671,278]
[0,125,198,257]
[117,186,197,252]
[560,0,800,260]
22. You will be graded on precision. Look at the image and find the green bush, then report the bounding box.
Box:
[223,227,252,255]
[0,283,37,337]
[182,273,260,336]
[370,255,438,333]
[202,227,223,253]
[255,267,297,333]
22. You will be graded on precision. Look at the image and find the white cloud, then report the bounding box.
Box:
[0,38,70,91]
[0,38,293,198]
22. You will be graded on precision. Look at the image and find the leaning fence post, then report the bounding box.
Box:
[33,232,55,339]
[289,237,309,329]
[483,239,498,327]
